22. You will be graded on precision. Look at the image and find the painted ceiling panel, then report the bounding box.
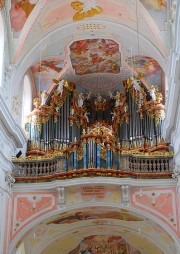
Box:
[69,39,121,75]
[31,57,65,92]
[126,56,164,90]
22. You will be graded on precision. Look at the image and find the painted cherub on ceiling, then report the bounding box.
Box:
[10,0,38,34]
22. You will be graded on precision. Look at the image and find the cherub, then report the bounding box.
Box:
[78,93,84,107]
[41,90,48,105]
[115,91,121,107]
[56,79,64,96]
[149,85,157,101]
[130,76,141,92]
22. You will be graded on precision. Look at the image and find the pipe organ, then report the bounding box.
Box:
[24,78,168,172]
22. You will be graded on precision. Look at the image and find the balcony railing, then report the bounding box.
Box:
[12,155,173,182]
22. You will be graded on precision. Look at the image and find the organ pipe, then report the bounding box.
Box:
[24,79,167,170]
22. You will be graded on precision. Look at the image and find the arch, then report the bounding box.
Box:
[9,203,179,254]
[14,19,168,97]
[13,0,168,64]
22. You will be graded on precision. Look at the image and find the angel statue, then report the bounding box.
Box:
[87,91,92,99]
[57,79,65,96]
[115,91,121,107]
[130,76,141,92]
[149,85,157,101]
[41,90,48,105]
[78,93,84,108]
[97,93,102,102]
[111,111,116,121]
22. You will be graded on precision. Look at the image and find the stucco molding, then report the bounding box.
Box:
[0,94,27,148]
[12,177,177,192]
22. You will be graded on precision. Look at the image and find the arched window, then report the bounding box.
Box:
[22,74,32,127]
[0,13,4,86]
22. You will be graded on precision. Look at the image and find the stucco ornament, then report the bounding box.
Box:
[71,0,103,21]
[172,165,180,179]
[12,95,21,120]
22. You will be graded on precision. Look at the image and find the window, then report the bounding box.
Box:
[22,74,32,127]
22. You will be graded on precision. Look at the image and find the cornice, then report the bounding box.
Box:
[12,177,177,192]
[0,94,27,148]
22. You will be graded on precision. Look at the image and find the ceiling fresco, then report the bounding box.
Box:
[20,206,175,254]
[47,209,143,225]
[10,0,38,35]
[31,57,65,92]
[67,234,141,254]
[30,51,163,95]
[10,0,169,64]
[126,56,163,90]
[9,0,168,38]
[69,39,121,75]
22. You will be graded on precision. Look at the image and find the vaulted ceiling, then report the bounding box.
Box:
[22,205,175,254]
[6,0,170,97]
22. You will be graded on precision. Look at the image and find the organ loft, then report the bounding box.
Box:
[13,76,171,180]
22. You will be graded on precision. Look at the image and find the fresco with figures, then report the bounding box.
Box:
[31,57,65,92]
[70,39,121,75]
[47,209,143,225]
[10,0,38,34]
[16,206,174,254]
[68,235,141,254]
[126,56,163,90]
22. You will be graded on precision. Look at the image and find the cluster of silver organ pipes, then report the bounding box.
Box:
[25,77,166,170]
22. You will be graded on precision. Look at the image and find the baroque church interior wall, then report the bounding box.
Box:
[0,0,180,254]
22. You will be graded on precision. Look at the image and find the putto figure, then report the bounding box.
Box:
[78,93,84,108]
[41,90,48,105]
[56,79,64,96]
